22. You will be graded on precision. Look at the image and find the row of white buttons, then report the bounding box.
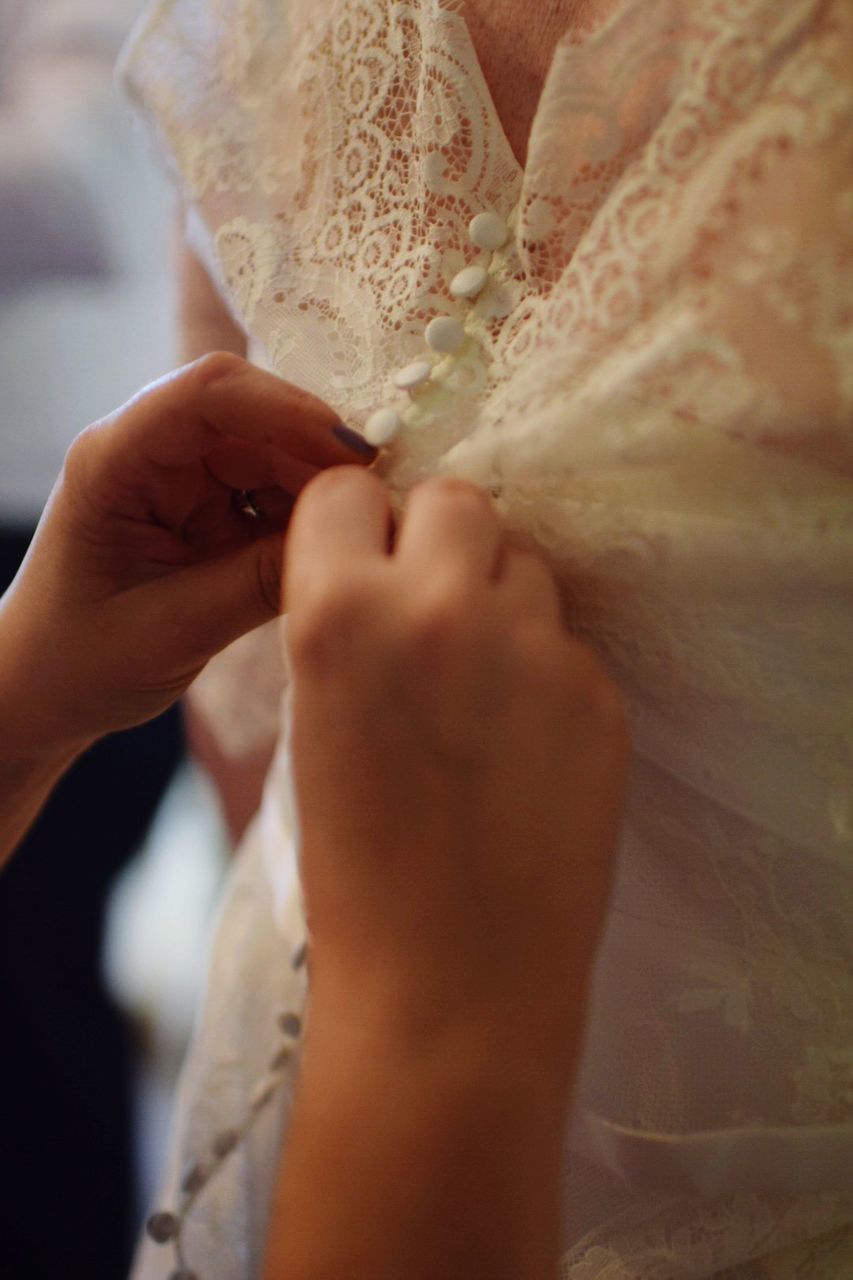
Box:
[364,211,509,447]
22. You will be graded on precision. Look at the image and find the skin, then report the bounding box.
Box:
[176,0,616,839]
[0,356,629,1276]
[465,0,616,167]
[262,468,630,1280]
[0,352,376,862]
[72,7,628,1270]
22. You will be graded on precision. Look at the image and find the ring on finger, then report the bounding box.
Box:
[234,488,262,520]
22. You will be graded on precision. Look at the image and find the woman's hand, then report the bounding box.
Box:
[0,352,375,758]
[266,467,630,1280]
[286,466,630,1078]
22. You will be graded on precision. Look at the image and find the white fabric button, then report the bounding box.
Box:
[425,316,466,353]
[450,264,489,299]
[212,1129,239,1159]
[393,359,433,391]
[146,1212,179,1244]
[180,1159,208,1195]
[250,1078,277,1111]
[469,211,509,251]
[270,1045,294,1072]
[364,407,402,446]
[277,1011,302,1037]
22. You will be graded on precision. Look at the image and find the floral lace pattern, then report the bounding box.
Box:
[123,0,853,1275]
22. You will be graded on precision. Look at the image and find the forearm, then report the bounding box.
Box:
[263,1015,573,1280]
[0,589,91,865]
[177,231,248,363]
[0,744,82,868]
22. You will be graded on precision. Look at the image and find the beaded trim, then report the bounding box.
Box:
[145,939,309,1279]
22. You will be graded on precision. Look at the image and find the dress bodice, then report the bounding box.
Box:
[122,1,853,1275]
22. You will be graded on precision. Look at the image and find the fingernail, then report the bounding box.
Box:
[332,423,378,459]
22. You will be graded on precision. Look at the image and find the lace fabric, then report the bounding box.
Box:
[122,0,853,1275]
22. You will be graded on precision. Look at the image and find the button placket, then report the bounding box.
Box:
[425,315,466,354]
[364,407,403,446]
[393,359,433,392]
[450,263,489,300]
[363,210,511,448]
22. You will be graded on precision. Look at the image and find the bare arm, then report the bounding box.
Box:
[176,231,247,363]
[175,230,277,842]
[260,470,629,1279]
[0,358,370,866]
[0,735,84,869]
[264,1023,570,1280]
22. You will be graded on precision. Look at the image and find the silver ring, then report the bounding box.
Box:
[234,489,262,519]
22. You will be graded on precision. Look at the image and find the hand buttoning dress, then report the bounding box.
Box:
[121,0,853,1275]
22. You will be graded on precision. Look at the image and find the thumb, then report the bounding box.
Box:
[159,533,287,664]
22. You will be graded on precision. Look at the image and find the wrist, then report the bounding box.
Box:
[267,995,572,1280]
[304,973,582,1112]
[306,944,591,1099]
[0,686,86,867]
[0,603,95,764]
[297,1021,571,1196]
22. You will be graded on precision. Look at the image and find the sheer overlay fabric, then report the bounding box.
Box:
[122,0,853,1275]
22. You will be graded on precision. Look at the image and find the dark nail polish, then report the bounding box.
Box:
[332,423,378,458]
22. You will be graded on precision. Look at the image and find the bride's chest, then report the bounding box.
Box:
[188,0,666,419]
[197,0,642,417]
[462,0,614,165]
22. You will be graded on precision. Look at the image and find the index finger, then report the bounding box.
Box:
[97,352,377,472]
[285,467,392,602]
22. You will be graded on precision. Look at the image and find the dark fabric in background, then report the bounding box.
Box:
[0,526,184,1279]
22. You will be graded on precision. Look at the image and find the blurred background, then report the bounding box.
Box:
[0,3,229,1275]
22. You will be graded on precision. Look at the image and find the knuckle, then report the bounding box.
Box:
[300,465,381,510]
[414,476,494,514]
[61,424,99,489]
[190,349,247,387]
[308,464,373,496]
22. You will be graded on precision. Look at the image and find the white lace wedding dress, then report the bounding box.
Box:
[121,0,853,1275]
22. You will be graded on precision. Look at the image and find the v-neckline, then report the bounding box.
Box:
[443,0,637,179]
[444,0,566,178]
